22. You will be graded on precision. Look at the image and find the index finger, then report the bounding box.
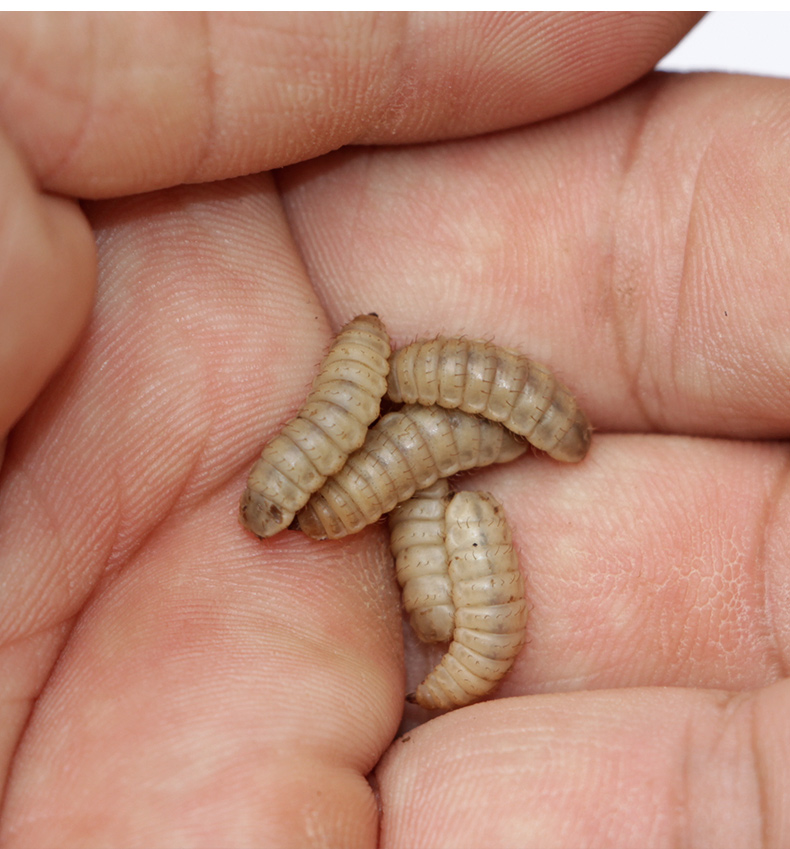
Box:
[0,11,701,197]
[278,71,790,440]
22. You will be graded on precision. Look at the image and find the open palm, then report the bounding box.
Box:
[2,13,789,848]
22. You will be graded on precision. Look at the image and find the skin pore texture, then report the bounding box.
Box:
[3,11,790,849]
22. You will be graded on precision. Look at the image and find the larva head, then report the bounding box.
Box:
[239,488,294,538]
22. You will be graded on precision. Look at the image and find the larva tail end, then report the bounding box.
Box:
[551,409,592,463]
[293,510,329,540]
[408,683,460,710]
[239,489,293,538]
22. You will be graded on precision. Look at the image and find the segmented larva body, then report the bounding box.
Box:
[297,405,527,540]
[389,479,454,644]
[387,337,591,463]
[240,314,391,538]
[410,491,527,710]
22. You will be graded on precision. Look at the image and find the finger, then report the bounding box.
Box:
[280,72,790,439]
[453,435,790,701]
[0,12,701,197]
[0,129,95,440]
[376,681,790,848]
[0,176,334,784]
[0,177,406,842]
[0,487,402,845]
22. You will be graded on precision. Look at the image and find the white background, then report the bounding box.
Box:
[657,12,790,78]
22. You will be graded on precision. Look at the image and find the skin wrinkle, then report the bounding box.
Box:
[0,474,80,638]
[752,690,780,849]
[607,76,724,438]
[0,18,29,124]
[0,618,79,822]
[667,132,715,434]
[665,224,693,428]
[606,78,665,433]
[679,694,712,849]
[366,766,384,849]
[277,152,369,320]
[676,708,693,849]
[754,449,790,679]
[675,688,778,848]
[717,692,764,849]
[184,12,218,189]
[752,709,769,849]
[740,695,766,849]
[9,479,116,637]
[86,438,180,578]
[36,16,97,190]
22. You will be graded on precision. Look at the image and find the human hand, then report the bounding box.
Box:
[5,12,790,848]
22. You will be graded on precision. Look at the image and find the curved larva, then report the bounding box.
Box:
[410,491,527,710]
[388,479,454,644]
[387,337,591,463]
[239,314,391,538]
[296,406,526,540]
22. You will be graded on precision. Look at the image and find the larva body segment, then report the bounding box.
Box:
[388,479,454,644]
[410,491,527,710]
[387,337,591,463]
[297,406,527,540]
[240,314,391,538]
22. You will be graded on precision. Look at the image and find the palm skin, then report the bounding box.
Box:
[1,12,789,848]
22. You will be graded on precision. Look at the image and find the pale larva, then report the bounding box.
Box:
[240,314,391,538]
[387,337,591,463]
[410,490,527,710]
[388,479,454,644]
[296,405,527,540]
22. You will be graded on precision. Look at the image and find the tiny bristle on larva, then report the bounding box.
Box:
[296,406,527,540]
[240,314,391,538]
[409,490,527,710]
[387,337,591,462]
